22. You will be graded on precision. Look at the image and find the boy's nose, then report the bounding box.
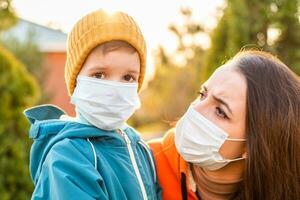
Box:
[107,76,122,83]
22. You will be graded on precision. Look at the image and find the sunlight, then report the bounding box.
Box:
[12,0,223,81]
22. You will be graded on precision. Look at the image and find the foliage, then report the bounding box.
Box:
[131,8,206,133]
[133,1,300,135]
[0,46,40,200]
[0,1,40,198]
[204,0,300,77]
[0,0,17,31]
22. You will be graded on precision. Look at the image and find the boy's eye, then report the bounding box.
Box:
[93,72,105,79]
[216,107,228,119]
[123,74,136,82]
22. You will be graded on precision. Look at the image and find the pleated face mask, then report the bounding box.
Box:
[71,75,141,130]
[175,104,246,171]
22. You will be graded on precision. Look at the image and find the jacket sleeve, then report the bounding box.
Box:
[32,138,108,200]
[147,139,164,200]
[152,150,163,200]
[155,162,163,200]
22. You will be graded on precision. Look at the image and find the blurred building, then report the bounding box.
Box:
[3,19,75,116]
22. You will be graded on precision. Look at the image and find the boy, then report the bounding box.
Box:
[24,9,161,200]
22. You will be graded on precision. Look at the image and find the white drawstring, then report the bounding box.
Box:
[87,138,97,169]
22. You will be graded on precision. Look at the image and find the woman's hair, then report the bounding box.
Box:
[231,50,300,200]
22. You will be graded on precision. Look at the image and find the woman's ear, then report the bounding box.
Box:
[242,151,247,159]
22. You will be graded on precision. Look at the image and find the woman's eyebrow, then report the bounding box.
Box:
[204,85,233,115]
[213,95,233,115]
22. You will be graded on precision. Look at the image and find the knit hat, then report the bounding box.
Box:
[65,9,146,95]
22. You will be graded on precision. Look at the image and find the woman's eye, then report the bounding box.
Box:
[93,72,105,79]
[216,107,228,119]
[124,74,135,82]
[197,91,206,100]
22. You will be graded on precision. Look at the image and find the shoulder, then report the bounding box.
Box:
[148,138,163,156]
[147,129,182,178]
[45,137,95,167]
[33,137,99,188]
[148,128,175,156]
[123,125,141,140]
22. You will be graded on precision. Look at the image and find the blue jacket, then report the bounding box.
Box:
[24,104,162,200]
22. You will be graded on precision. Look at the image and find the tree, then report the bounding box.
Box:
[274,0,300,74]
[132,1,300,136]
[0,0,17,31]
[1,31,44,77]
[0,30,47,102]
[204,0,300,77]
[130,8,206,134]
[0,1,40,199]
[0,45,40,200]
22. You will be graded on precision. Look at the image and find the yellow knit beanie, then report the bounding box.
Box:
[65,9,146,95]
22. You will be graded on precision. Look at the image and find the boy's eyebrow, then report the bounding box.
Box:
[89,65,140,74]
[89,65,106,71]
[127,70,140,75]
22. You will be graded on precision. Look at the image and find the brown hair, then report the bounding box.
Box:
[97,40,137,54]
[230,50,300,199]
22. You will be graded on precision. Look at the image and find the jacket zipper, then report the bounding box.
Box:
[118,129,148,200]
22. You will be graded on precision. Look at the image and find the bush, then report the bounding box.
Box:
[0,46,40,199]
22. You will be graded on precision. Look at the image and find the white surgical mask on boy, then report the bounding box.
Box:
[175,103,246,171]
[71,75,141,131]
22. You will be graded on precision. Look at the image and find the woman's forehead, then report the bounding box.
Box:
[205,64,247,105]
[208,64,244,87]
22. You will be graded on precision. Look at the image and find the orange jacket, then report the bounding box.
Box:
[148,129,198,200]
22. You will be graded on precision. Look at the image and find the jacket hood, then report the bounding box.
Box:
[23,104,140,183]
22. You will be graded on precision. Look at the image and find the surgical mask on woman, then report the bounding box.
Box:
[175,103,246,171]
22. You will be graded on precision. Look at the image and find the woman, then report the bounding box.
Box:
[149,50,300,200]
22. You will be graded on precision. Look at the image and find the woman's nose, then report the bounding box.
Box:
[193,98,210,118]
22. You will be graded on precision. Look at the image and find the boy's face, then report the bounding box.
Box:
[79,46,140,83]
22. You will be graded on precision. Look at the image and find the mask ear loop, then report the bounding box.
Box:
[215,138,247,163]
[226,138,246,142]
[215,154,246,163]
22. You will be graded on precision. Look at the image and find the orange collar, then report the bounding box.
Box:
[161,129,197,194]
